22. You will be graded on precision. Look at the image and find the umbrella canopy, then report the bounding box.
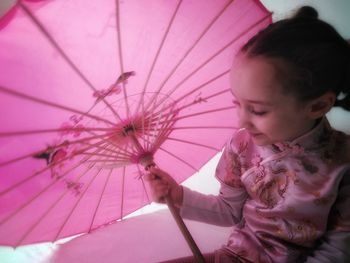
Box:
[0,0,271,247]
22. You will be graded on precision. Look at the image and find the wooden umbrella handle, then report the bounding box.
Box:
[164,195,206,263]
[130,134,206,262]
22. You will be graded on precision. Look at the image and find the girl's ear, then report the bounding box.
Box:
[307,91,336,119]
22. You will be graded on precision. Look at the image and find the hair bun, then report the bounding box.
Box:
[293,6,318,19]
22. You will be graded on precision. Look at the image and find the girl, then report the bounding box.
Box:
[146,6,350,263]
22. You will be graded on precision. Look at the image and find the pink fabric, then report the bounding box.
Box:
[0,0,271,246]
[181,118,350,263]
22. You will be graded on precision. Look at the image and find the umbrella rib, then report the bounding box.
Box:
[143,114,174,152]
[14,163,96,247]
[80,151,118,159]
[120,166,126,220]
[0,127,112,137]
[53,167,103,241]
[146,105,235,139]
[166,137,221,151]
[154,106,235,128]
[0,154,96,226]
[136,164,151,205]
[86,159,130,164]
[140,174,151,205]
[144,0,234,112]
[0,85,115,126]
[88,168,114,233]
[82,143,131,160]
[19,2,122,121]
[82,141,133,165]
[172,125,238,130]
[147,102,171,150]
[85,141,133,167]
[175,88,232,112]
[149,103,177,151]
[80,155,131,165]
[0,133,110,167]
[135,0,183,115]
[159,147,197,172]
[146,12,272,112]
[143,70,230,129]
[80,132,137,160]
[115,0,131,119]
[0,144,97,197]
[171,106,235,122]
[88,161,130,169]
[166,72,230,113]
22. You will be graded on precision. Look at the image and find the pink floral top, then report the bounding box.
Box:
[180,118,350,263]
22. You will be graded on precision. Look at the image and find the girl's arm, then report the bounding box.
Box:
[180,142,248,226]
[180,182,247,226]
[305,168,350,262]
[146,135,248,226]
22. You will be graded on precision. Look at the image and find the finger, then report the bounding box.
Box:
[152,185,169,203]
[149,167,165,178]
[144,173,156,181]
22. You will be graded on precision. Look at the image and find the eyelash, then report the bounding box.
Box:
[249,109,267,116]
[232,100,268,116]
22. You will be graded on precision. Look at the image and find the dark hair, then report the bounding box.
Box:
[240,6,350,111]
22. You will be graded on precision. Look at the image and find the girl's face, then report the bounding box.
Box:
[230,55,316,146]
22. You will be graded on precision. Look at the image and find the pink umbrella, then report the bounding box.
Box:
[0,0,271,260]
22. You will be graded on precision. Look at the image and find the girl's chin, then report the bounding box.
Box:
[251,135,271,146]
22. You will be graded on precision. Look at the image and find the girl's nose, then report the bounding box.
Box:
[238,110,251,129]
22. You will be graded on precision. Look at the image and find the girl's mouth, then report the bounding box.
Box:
[249,132,263,138]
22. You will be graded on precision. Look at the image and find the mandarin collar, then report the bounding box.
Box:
[268,117,333,153]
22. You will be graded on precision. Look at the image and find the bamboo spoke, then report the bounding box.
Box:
[0,144,97,197]
[53,167,103,241]
[149,104,177,151]
[19,2,122,121]
[143,71,230,130]
[14,163,97,247]
[0,154,97,226]
[0,127,112,137]
[175,88,232,113]
[166,137,220,151]
[0,133,111,167]
[115,0,130,118]
[145,13,272,113]
[88,169,114,233]
[120,166,126,220]
[0,85,115,126]
[171,106,235,123]
[159,147,197,171]
[172,125,238,130]
[136,164,151,205]
[144,0,234,112]
[135,0,183,115]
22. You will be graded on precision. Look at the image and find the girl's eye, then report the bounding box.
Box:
[247,106,267,116]
[232,100,240,107]
[233,100,268,116]
[250,109,267,116]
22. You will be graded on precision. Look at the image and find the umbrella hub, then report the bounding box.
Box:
[122,123,136,136]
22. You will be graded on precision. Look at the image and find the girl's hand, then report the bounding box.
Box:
[145,167,183,207]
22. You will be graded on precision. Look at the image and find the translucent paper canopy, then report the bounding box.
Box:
[0,0,271,246]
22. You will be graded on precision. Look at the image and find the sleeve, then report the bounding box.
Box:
[305,167,350,263]
[180,136,249,227]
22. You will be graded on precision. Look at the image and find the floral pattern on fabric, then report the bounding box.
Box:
[218,118,350,262]
[218,130,252,188]
[182,118,350,263]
